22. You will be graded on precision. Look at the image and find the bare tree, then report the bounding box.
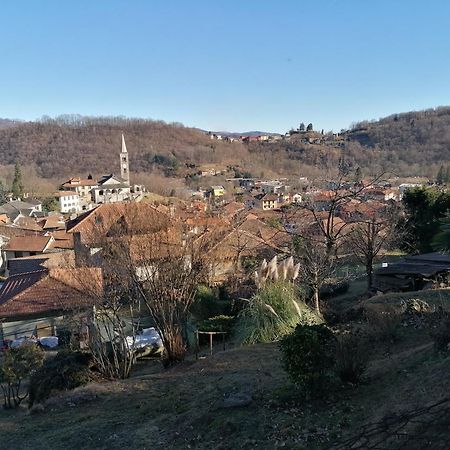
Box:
[123,227,212,365]
[279,172,386,314]
[347,205,403,292]
[60,266,138,380]
[294,236,337,315]
[69,203,213,368]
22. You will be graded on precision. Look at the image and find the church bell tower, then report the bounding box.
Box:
[120,133,130,185]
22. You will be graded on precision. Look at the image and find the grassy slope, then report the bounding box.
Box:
[1,287,450,449]
[1,321,449,449]
[365,288,450,310]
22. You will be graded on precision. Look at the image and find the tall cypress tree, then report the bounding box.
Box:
[0,179,6,204]
[437,165,445,185]
[11,162,24,199]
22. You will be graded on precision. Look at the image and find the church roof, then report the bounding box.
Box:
[61,177,98,187]
[97,174,128,186]
[121,133,127,153]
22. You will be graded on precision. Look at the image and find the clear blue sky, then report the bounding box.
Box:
[1,0,450,132]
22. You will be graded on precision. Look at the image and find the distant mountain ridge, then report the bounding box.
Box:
[207,130,283,138]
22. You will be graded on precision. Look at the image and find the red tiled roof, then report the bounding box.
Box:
[50,230,74,249]
[40,215,65,230]
[222,201,245,217]
[3,235,53,253]
[57,191,80,198]
[0,268,103,319]
[13,216,43,232]
[7,251,75,276]
[61,178,98,187]
[66,203,171,240]
[0,224,36,238]
[0,271,47,304]
[261,194,278,202]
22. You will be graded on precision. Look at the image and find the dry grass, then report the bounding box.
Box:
[0,324,449,450]
[1,285,450,449]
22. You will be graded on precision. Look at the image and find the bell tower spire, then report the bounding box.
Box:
[120,133,130,185]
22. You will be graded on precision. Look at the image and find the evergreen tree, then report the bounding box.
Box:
[41,197,60,213]
[338,156,350,177]
[11,163,24,199]
[0,179,6,204]
[437,165,445,185]
[306,123,313,132]
[299,122,305,132]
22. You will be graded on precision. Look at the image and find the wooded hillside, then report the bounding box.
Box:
[1,108,450,184]
[0,116,250,180]
[345,107,450,176]
[249,107,450,178]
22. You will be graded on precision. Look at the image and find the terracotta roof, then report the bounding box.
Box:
[50,230,74,249]
[261,194,278,202]
[7,251,75,276]
[0,271,46,304]
[57,191,80,198]
[13,216,43,232]
[222,201,245,217]
[0,224,36,238]
[66,203,172,245]
[241,217,291,248]
[3,235,53,253]
[61,177,98,187]
[184,216,229,230]
[0,268,103,319]
[40,215,65,230]
[128,227,184,262]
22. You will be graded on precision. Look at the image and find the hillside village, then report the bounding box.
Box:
[0,132,441,338]
[4,1,450,447]
[0,127,449,450]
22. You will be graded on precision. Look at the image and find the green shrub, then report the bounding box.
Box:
[431,315,450,352]
[29,351,97,407]
[335,332,368,384]
[234,282,320,345]
[0,344,44,409]
[280,324,336,397]
[191,285,231,321]
[197,315,235,333]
